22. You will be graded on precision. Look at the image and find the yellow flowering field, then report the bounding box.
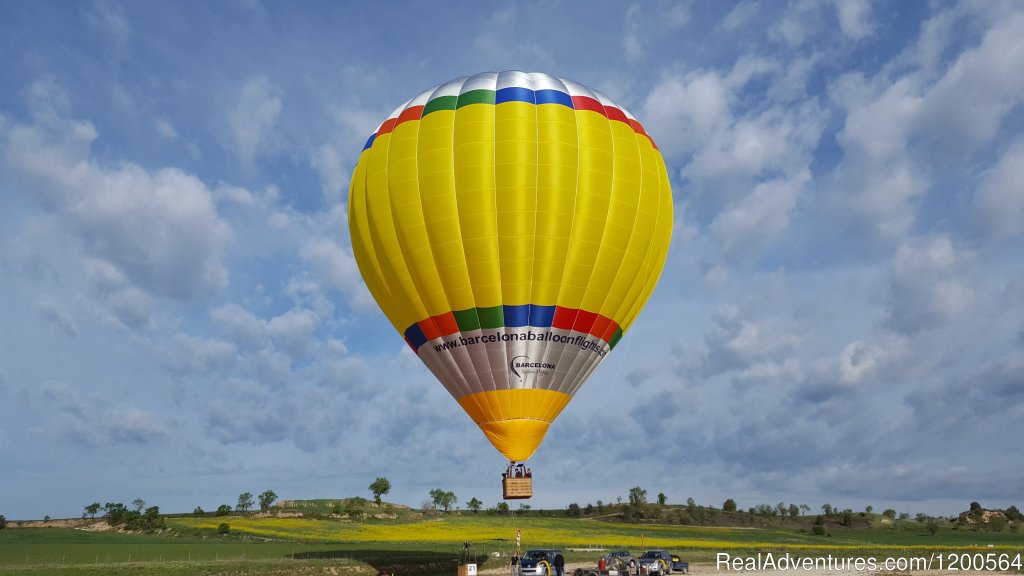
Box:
[166,515,1024,554]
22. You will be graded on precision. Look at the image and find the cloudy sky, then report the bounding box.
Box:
[2,1,1023,521]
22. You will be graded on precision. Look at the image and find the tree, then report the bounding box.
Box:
[216,504,232,516]
[799,504,810,515]
[1005,505,1022,522]
[467,497,483,513]
[237,492,254,512]
[898,512,910,521]
[657,492,667,506]
[104,503,128,526]
[134,506,165,531]
[821,503,833,516]
[259,490,278,511]
[882,509,896,520]
[429,488,456,512]
[193,506,204,516]
[970,501,983,516]
[519,504,531,512]
[686,497,696,511]
[788,504,800,518]
[0,515,6,530]
[84,503,101,519]
[865,505,873,514]
[777,502,787,516]
[217,522,230,534]
[723,499,737,512]
[628,486,647,506]
[131,498,146,513]
[496,502,510,515]
[369,477,391,505]
[567,503,582,517]
[927,522,939,536]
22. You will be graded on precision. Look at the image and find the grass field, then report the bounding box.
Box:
[2,512,1022,576]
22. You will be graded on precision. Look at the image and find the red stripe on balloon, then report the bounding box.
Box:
[571,95,606,115]
[395,105,424,129]
[377,117,398,137]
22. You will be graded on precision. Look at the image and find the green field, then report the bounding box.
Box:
[2,513,1022,576]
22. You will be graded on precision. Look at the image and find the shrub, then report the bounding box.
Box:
[217,523,230,535]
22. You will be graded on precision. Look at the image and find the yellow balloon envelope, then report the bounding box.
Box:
[349,71,672,462]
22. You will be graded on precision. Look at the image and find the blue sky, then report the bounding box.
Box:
[2,1,1023,521]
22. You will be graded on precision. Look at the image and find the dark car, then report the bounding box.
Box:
[638,551,673,576]
[520,549,562,576]
[670,555,689,574]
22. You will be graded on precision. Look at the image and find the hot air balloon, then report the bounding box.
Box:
[348,71,672,499]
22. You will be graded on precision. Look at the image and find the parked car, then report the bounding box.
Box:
[597,550,636,576]
[606,551,637,570]
[638,551,673,576]
[520,549,561,576]
[670,555,689,574]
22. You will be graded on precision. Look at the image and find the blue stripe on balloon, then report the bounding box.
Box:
[535,89,573,108]
[362,133,376,151]
[404,323,428,350]
[528,305,556,327]
[502,304,531,327]
[495,87,535,105]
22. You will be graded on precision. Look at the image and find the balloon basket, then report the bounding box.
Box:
[502,477,532,500]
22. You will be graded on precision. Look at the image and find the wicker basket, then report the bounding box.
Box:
[502,477,533,500]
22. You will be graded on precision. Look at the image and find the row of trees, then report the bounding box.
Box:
[82,490,278,528]
[80,500,166,532]
[190,490,278,516]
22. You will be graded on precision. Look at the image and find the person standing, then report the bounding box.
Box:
[553,553,565,576]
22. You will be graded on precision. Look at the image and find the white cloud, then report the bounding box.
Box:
[300,237,374,311]
[915,12,1024,152]
[88,1,132,50]
[835,334,908,385]
[885,235,973,333]
[642,70,731,160]
[34,295,77,337]
[833,0,874,40]
[2,80,233,300]
[210,303,270,350]
[828,11,1024,244]
[228,76,282,165]
[311,143,348,205]
[720,1,759,31]
[973,143,1024,240]
[686,304,802,379]
[41,382,170,446]
[623,4,643,62]
[769,0,821,48]
[157,334,238,378]
[154,118,177,139]
[711,171,809,257]
[268,308,319,359]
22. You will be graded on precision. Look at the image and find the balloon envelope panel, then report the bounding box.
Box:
[349,71,672,462]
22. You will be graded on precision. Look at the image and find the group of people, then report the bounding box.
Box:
[503,462,532,479]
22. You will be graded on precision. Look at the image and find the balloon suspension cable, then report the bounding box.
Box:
[507,460,520,556]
